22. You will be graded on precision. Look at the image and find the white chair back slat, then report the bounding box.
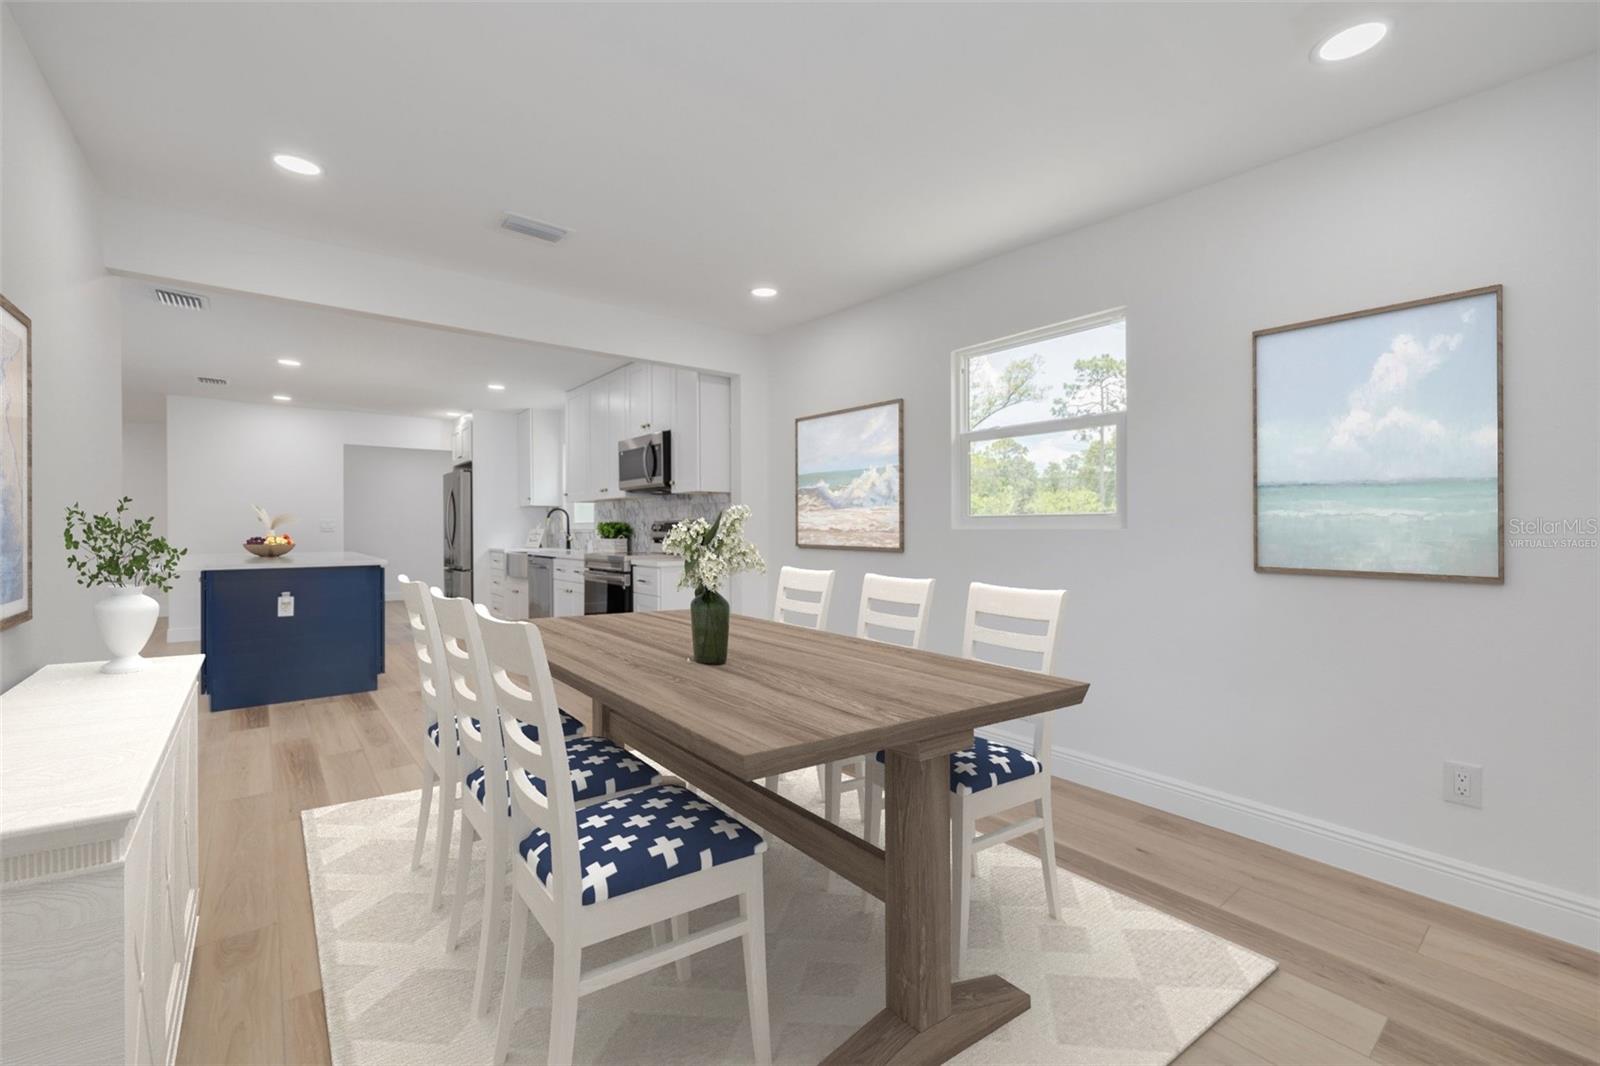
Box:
[855,573,935,649]
[429,589,505,780]
[473,607,583,914]
[773,566,835,630]
[962,582,1067,757]
[398,574,451,735]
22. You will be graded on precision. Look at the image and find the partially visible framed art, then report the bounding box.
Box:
[1,293,32,629]
[795,398,904,552]
[1254,285,1503,583]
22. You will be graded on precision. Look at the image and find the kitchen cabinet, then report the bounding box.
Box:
[625,363,681,435]
[486,550,530,620]
[516,408,562,507]
[562,365,731,500]
[632,558,691,613]
[564,387,588,506]
[450,414,474,464]
[552,557,585,617]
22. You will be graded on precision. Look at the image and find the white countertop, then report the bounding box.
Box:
[0,655,204,852]
[514,547,585,558]
[628,553,683,566]
[179,550,386,572]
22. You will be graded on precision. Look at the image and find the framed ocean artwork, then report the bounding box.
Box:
[795,398,904,552]
[1254,286,1503,583]
[1,293,32,629]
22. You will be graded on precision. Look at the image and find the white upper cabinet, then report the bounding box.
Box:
[517,408,563,507]
[450,414,473,464]
[625,362,682,436]
[563,365,731,500]
[564,387,588,505]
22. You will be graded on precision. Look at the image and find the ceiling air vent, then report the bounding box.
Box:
[196,376,228,386]
[153,287,208,311]
[501,213,569,244]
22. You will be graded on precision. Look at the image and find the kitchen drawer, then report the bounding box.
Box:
[504,577,529,598]
[553,559,584,581]
[633,592,660,613]
[633,567,659,594]
[488,549,507,576]
[553,578,584,617]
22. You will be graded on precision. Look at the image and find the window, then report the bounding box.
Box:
[953,309,1126,527]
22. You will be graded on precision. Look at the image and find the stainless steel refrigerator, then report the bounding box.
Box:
[443,466,473,599]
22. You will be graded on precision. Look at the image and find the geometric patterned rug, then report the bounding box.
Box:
[303,770,1273,1065]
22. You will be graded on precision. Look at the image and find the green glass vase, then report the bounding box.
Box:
[690,587,730,665]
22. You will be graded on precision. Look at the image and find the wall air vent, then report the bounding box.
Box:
[153,288,208,311]
[500,213,569,244]
[196,376,228,386]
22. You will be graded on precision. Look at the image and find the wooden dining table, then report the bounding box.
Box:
[533,609,1090,1065]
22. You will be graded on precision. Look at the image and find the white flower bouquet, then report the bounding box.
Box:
[662,504,765,664]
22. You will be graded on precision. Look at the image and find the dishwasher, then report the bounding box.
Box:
[527,554,554,618]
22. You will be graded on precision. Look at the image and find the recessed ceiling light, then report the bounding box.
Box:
[272,153,323,177]
[1315,21,1388,62]
[272,394,292,402]
[276,357,301,367]
[487,383,507,391]
[444,410,463,418]
[750,286,778,299]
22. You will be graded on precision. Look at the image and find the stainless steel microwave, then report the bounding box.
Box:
[618,430,672,493]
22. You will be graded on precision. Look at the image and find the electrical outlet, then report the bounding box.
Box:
[1443,761,1482,808]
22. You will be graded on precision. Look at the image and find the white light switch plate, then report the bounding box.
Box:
[278,592,295,618]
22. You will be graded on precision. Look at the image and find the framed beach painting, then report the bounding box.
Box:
[1254,286,1503,583]
[795,398,904,551]
[1,294,32,629]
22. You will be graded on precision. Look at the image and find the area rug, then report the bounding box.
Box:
[303,770,1273,1065]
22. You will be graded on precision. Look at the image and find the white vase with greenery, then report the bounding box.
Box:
[64,497,187,674]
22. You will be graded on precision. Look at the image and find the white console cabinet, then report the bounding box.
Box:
[0,655,203,1066]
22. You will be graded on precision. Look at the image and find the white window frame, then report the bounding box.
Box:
[951,308,1127,530]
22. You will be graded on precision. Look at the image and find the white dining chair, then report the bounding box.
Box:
[862,581,1066,976]
[763,567,835,792]
[818,574,936,826]
[397,575,462,912]
[479,607,772,1066]
[433,592,660,1017]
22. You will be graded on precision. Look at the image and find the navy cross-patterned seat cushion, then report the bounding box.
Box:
[428,709,584,748]
[518,784,766,905]
[874,735,1044,795]
[465,735,661,808]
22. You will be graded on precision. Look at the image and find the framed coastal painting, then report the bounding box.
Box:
[1,294,32,629]
[1254,286,1503,583]
[795,398,904,551]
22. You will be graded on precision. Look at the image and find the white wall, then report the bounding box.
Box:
[469,410,546,598]
[164,395,448,638]
[343,444,453,599]
[0,11,124,690]
[765,59,1600,945]
[121,421,168,615]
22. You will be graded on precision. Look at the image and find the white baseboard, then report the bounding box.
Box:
[166,625,199,643]
[979,725,1600,950]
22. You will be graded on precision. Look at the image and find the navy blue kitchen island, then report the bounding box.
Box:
[189,552,386,712]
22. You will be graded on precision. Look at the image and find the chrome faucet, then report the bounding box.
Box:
[546,507,572,550]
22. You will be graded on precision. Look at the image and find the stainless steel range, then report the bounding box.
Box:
[583,552,632,615]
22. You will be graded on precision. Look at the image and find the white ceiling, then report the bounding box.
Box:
[15,4,1599,335]
[119,280,624,422]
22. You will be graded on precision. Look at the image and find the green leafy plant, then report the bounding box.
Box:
[63,496,187,592]
[596,521,633,541]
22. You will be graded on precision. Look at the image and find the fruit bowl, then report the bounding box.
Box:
[244,540,294,558]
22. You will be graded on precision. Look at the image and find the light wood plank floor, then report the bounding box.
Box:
[156,605,1599,1065]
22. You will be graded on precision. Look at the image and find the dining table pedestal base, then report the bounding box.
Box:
[822,975,1030,1065]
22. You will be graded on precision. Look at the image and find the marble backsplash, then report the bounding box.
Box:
[593,492,731,552]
